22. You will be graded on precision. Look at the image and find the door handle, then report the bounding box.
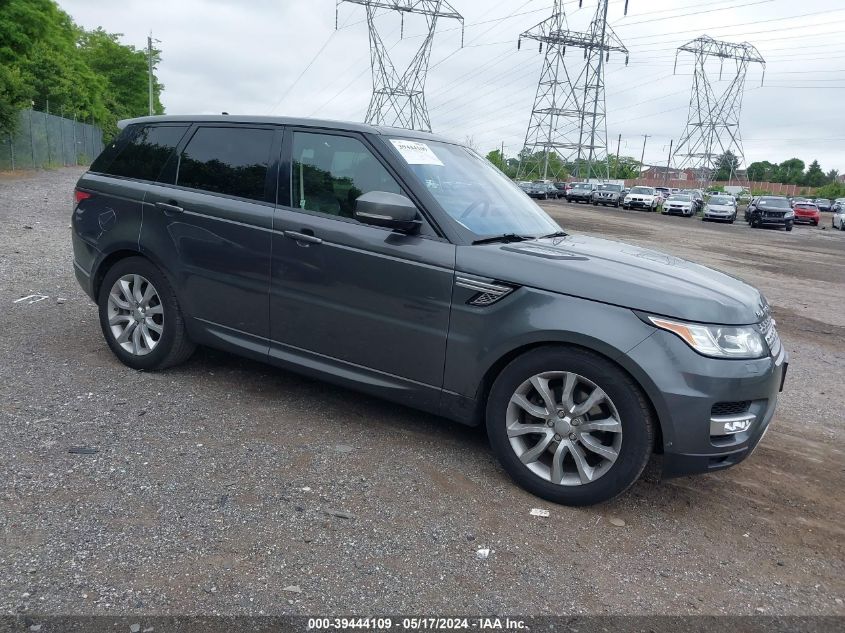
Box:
[284,230,322,246]
[155,201,183,214]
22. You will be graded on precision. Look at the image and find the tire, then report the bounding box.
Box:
[592,201,598,206]
[621,205,628,210]
[813,220,818,226]
[751,217,761,228]
[486,346,655,506]
[614,200,619,208]
[98,256,195,371]
[786,223,793,232]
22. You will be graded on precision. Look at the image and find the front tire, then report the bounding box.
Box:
[98,256,195,370]
[486,346,655,506]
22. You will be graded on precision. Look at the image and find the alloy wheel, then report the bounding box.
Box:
[106,274,164,356]
[506,371,623,486]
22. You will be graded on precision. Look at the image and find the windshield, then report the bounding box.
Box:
[710,196,733,205]
[667,194,691,201]
[759,197,790,208]
[394,139,560,237]
[630,187,653,194]
[597,184,622,191]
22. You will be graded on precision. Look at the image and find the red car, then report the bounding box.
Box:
[793,202,820,226]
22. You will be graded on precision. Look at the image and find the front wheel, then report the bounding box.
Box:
[786,223,793,232]
[98,256,195,370]
[486,346,655,506]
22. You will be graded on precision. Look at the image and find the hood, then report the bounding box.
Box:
[456,234,764,325]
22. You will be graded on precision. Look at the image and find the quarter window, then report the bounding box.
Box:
[290,132,402,218]
[177,127,274,201]
[92,124,188,181]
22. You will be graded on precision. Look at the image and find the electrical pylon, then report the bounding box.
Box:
[516,0,629,182]
[337,1,463,132]
[672,35,765,186]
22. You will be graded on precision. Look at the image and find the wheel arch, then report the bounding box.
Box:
[474,339,665,453]
[92,248,172,301]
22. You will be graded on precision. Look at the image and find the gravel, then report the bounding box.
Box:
[0,167,843,616]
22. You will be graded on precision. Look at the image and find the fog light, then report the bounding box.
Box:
[710,413,755,436]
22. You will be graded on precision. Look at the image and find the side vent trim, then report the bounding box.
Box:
[455,276,515,306]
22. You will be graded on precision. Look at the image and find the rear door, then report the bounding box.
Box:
[140,123,281,356]
[269,129,455,395]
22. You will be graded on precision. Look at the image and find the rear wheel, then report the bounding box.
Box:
[98,256,195,370]
[486,346,654,506]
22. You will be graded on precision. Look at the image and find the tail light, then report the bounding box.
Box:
[73,189,92,210]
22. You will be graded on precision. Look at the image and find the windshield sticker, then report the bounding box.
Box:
[390,139,444,166]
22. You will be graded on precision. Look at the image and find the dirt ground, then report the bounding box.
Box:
[1,168,843,616]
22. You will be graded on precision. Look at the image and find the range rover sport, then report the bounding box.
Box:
[72,115,787,506]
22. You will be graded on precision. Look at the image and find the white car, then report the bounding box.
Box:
[662,193,695,217]
[833,205,845,231]
[702,194,738,223]
[622,186,659,211]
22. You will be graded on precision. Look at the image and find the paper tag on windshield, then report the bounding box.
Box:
[390,139,443,166]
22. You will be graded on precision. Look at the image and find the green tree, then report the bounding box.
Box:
[746,160,777,182]
[775,158,805,184]
[803,160,826,187]
[712,151,739,181]
[825,169,839,184]
[0,0,165,138]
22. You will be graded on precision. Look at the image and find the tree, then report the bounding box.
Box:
[826,169,839,184]
[746,160,777,182]
[803,160,826,187]
[0,0,165,138]
[775,158,805,184]
[712,151,739,181]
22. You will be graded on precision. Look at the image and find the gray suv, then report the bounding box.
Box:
[72,116,787,506]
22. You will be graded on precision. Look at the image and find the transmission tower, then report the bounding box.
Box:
[337,1,463,132]
[672,36,765,186]
[516,0,629,182]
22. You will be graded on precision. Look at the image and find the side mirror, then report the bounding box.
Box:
[354,191,421,233]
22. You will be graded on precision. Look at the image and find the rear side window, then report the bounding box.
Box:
[92,125,188,181]
[177,127,274,201]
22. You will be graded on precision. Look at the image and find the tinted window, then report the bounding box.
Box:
[177,127,274,201]
[92,124,188,181]
[291,132,402,218]
[759,197,790,208]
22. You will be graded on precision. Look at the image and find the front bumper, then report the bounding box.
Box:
[626,328,788,478]
[625,199,654,208]
[568,194,592,202]
[665,206,692,215]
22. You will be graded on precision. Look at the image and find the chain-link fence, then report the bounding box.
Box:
[0,109,104,171]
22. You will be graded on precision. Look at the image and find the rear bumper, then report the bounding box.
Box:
[794,216,819,224]
[625,329,788,479]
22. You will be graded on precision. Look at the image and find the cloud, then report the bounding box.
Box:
[59,0,844,171]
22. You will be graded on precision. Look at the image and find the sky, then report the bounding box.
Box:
[59,0,845,172]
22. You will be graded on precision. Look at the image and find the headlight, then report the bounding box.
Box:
[785,210,795,218]
[648,316,767,359]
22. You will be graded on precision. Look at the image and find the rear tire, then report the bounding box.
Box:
[486,346,654,506]
[98,256,195,371]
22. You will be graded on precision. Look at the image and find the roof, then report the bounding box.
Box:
[117,114,456,143]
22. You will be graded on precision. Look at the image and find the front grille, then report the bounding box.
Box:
[759,316,781,357]
[711,401,751,417]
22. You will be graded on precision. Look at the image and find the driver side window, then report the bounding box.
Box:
[290,132,402,219]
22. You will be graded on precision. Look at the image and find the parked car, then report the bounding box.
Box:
[662,193,695,217]
[654,186,671,200]
[702,194,737,223]
[833,198,845,212]
[791,197,811,208]
[553,182,571,197]
[833,204,845,230]
[525,182,552,199]
[622,186,659,211]
[793,202,820,226]
[814,198,831,212]
[745,196,794,231]
[688,189,705,213]
[72,114,787,506]
[566,182,595,204]
[591,183,623,207]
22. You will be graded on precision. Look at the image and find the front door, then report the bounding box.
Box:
[269,129,455,394]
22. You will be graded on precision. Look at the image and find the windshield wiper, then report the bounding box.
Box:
[537,231,568,239]
[472,233,531,245]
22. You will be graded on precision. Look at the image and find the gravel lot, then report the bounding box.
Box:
[1,167,843,616]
